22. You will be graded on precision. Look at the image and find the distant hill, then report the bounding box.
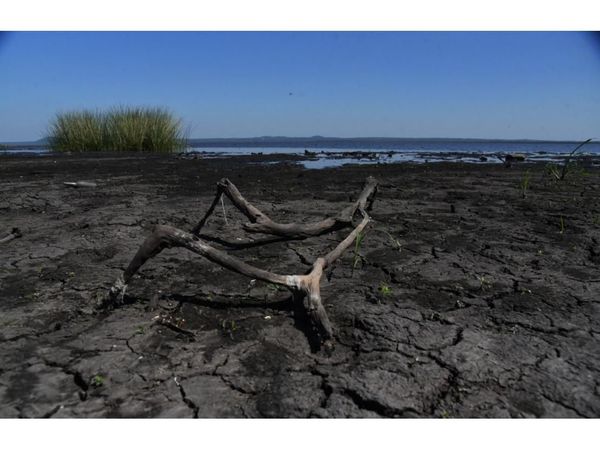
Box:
[0,137,49,148]
[185,136,583,148]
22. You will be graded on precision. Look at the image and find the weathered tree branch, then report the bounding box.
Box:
[102,177,378,347]
[196,233,290,250]
[192,176,377,239]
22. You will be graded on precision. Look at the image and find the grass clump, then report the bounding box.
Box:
[545,138,592,182]
[90,374,105,387]
[378,283,392,297]
[352,230,367,274]
[48,107,187,152]
[220,319,238,339]
[559,215,566,234]
[519,170,531,199]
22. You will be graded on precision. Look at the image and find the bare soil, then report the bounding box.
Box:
[1,152,599,418]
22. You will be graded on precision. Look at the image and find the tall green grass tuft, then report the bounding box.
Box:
[48,107,187,152]
[545,138,592,182]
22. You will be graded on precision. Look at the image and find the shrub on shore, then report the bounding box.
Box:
[48,107,187,152]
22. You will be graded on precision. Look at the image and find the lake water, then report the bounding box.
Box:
[185,139,600,168]
[3,138,600,169]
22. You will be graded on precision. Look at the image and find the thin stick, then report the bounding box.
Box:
[192,188,224,235]
[220,195,229,226]
[0,228,22,244]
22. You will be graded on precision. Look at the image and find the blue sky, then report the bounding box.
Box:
[0,31,599,141]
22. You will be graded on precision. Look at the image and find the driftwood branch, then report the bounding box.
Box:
[63,181,97,188]
[196,233,290,250]
[193,176,377,239]
[0,227,22,244]
[102,177,378,347]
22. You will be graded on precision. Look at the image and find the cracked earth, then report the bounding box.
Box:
[1,152,599,417]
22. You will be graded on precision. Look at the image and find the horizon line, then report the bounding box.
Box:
[1,135,595,145]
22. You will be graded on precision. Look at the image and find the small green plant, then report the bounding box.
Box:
[90,374,105,387]
[559,215,565,234]
[352,230,367,273]
[382,230,402,252]
[220,319,238,338]
[545,163,561,180]
[267,283,284,293]
[546,138,592,182]
[135,326,145,335]
[378,283,392,297]
[519,170,531,199]
[476,275,491,291]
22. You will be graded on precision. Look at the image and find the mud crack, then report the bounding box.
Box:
[174,376,199,418]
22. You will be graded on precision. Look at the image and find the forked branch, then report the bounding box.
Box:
[102,177,378,347]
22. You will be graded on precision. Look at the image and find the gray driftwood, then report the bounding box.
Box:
[64,181,97,188]
[0,227,22,244]
[102,176,378,346]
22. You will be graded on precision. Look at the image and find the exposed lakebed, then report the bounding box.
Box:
[1,152,599,417]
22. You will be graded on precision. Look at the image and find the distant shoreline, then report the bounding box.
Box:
[0,136,593,148]
[3,136,598,170]
[2,147,600,170]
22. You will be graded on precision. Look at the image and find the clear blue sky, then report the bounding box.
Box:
[0,31,599,141]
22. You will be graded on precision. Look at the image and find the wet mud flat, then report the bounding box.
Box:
[1,152,599,418]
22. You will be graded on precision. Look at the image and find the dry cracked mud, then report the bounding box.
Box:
[1,152,599,417]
